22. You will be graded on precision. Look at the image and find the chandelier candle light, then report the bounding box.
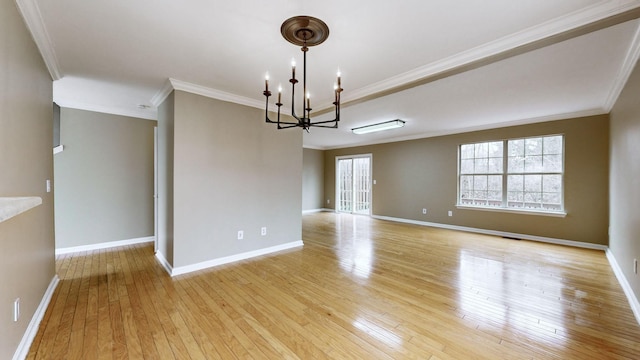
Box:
[263,16,343,131]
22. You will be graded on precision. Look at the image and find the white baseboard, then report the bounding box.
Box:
[55,236,155,255]
[302,208,325,214]
[302,208,335,214]
[371,215,608,251]
[12,275,60,360]
[168,240,304,277]
[302,208,334,214]
[155,251,173,276]
[606,249,640,326]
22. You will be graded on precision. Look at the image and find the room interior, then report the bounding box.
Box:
[2,0,640,358]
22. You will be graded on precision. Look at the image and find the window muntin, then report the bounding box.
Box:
[459,135,564,213]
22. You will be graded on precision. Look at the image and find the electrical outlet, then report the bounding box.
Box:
[13,298,20,322]
[422,208,427,215]
[327,199,330,204]
[46,179,51,193]
[261,227,267,236]
[448,210,453,217]
[237,230,244,240]
[634,259,638,274]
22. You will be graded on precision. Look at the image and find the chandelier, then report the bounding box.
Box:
[263,16,342,131]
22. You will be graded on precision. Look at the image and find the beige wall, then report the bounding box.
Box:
[54,108,156,249]
[167,91,302,268]
[325,115,609,245]
[0,1,55,358]
[610,59,640,303]
[302,148,325,211]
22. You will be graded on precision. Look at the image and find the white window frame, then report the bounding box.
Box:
[457,135,566,217]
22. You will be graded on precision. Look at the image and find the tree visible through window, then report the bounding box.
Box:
[459,141,503,207]
[459,135,564,213]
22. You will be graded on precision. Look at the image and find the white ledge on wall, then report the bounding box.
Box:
[456,205,567,218]
[53,145,64,154]
[0,197,42,223]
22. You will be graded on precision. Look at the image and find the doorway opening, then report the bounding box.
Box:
[336,154,372,215]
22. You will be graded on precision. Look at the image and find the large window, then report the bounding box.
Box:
[459,135,564,214]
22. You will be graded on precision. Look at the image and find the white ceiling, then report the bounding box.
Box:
[17,0,640,149]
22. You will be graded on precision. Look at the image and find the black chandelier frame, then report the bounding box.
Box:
[263,16,343,131]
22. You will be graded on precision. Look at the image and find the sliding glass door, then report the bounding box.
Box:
[336,155,372,215]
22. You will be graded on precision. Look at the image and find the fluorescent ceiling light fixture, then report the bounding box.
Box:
[352,119,406,135]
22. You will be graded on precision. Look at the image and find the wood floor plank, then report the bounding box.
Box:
[66,251,92,360]
[171,281,231,359]
[108,301,128,360]
[185,276,252,359]
[27,213,640,359]
[125,246,174,359]
[49,254,81,359]
[107,248,141,359]
[190,274,268,358]
[132,249,196,360]
[230,263,361,359]
[195,270,288,359]
[81,251,100,360]
[97,299,113,359]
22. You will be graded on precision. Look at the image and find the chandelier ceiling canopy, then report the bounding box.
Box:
[280,16,329,47]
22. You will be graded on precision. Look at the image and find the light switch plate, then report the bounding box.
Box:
[13,298,20,322]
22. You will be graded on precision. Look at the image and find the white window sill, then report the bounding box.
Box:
[456,205,566,218]
[0,197,43,223]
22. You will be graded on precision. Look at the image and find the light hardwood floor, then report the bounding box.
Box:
[28,212,640,359]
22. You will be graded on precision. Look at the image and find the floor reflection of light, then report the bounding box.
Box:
[457,250,567,347]
[353,317,403,348]
[334,214,374,279]
[346,238,373,279]
[458,250,506,321]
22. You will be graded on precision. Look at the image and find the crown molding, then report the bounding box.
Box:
[172,78,272,110]
[320,108,606,150]
[343,0,640,104]
[302,144,327,150]
[151,78,280,112]
[54,99,157,120]
[15,0,62,80]
[150,79,174,107]
[604,21,640,112]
